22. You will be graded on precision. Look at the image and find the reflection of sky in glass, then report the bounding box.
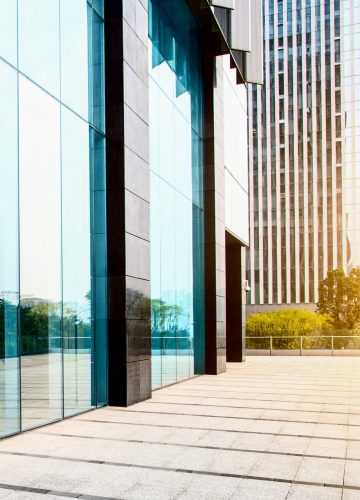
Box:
[19,0,60,97]
[0,60,18,298]
[61,107,91,319]
[0,56,20,438]
[0,0,17,66]
[17,0,90,120]
[149,0,204,388]
[19,76,61,302]
[150,72,193,299]
[60,0,89,119]
[149,61,194,310]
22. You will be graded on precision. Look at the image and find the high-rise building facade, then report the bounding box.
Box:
[0,0,261,439]
[248,0,360,310]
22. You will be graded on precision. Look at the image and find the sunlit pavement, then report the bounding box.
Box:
[1,357,360,499]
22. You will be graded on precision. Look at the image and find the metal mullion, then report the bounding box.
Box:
[330,0,338,269]
[321,0,328,276]
[292,0,300,303]
[248,88,256,305]
[311,0,319,302]
[340,0,347,271]
[265,0,273,304]
[301,0,310,303]
[257,86,264,304]
[283,1,291,304]
[273,0,282,304]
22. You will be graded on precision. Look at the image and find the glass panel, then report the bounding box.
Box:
[90,129,108,407]
[92,0,104,18]
[0,61,20,438]
[149,0,205,389]
[0,0,17,66]
[150,174,162,389]
[159,181,177,386]
[0,0,106,437]
[62,107,93,417]
[175,192,191,383]
[19,76,62,430]
[193,204,205,374]
[60,0,89,119]
[18,0,60,97]
[88,7,105,132]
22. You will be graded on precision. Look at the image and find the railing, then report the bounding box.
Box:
[151,336,193,355]
[245,335,360,356]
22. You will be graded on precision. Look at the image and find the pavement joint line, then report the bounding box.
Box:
[195,378,359,390]
[181,382,360,393]
[0,482,121,499]
[154,392,358,408]
[198,376,360,383]
[168,386,360,399]
[184,383,360,391]
[104,407,358,427]
[75,418,360,441]
[147,399,360,416]
[0,451,358,492]
[36,431,358,461]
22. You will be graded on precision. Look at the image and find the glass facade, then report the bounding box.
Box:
[0,0,106,438]
[149,0,205,389]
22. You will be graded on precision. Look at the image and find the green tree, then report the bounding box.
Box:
[246,308,331,349]
[317,268,360,329]
[247,308,329,337]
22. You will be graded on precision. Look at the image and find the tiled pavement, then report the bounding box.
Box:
[1,357,360,499]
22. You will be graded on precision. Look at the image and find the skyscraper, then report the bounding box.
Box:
[247,0,360,310]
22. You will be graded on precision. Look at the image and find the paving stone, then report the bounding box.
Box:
[1,357,360,498]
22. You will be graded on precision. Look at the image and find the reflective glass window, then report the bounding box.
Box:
[90,129,108,407]
[88,7,105,132]
[0,0,106,439]
[60,0,89,119]
[18,0,60,97]
[0,61,20,438]
[149,0,205,389]
[0,0,17,66]
[61,107,93,416]
[19,76,62,430]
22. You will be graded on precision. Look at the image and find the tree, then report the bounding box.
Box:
[246,308,331,349]
[317,268,360,329]
[247,308,329,338]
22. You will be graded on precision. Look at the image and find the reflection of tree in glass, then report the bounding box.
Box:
[0,297,18,358]
[63,304,92,352]
[0,292,93,358]
[20,298,61,355]
[151,298,191,351]
[152,299,184,335]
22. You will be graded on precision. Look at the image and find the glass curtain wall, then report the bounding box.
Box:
[149,0,205,389]
[0,0,107,438]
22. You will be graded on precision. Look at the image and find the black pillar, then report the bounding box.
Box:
[225,232,244,362]
[203,45,226,375]
[105,0,151,406]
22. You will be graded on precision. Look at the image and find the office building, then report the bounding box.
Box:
[0,0,261,438]
[247,0,360,310]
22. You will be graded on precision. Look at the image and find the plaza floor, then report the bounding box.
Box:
[1,356,360,499]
